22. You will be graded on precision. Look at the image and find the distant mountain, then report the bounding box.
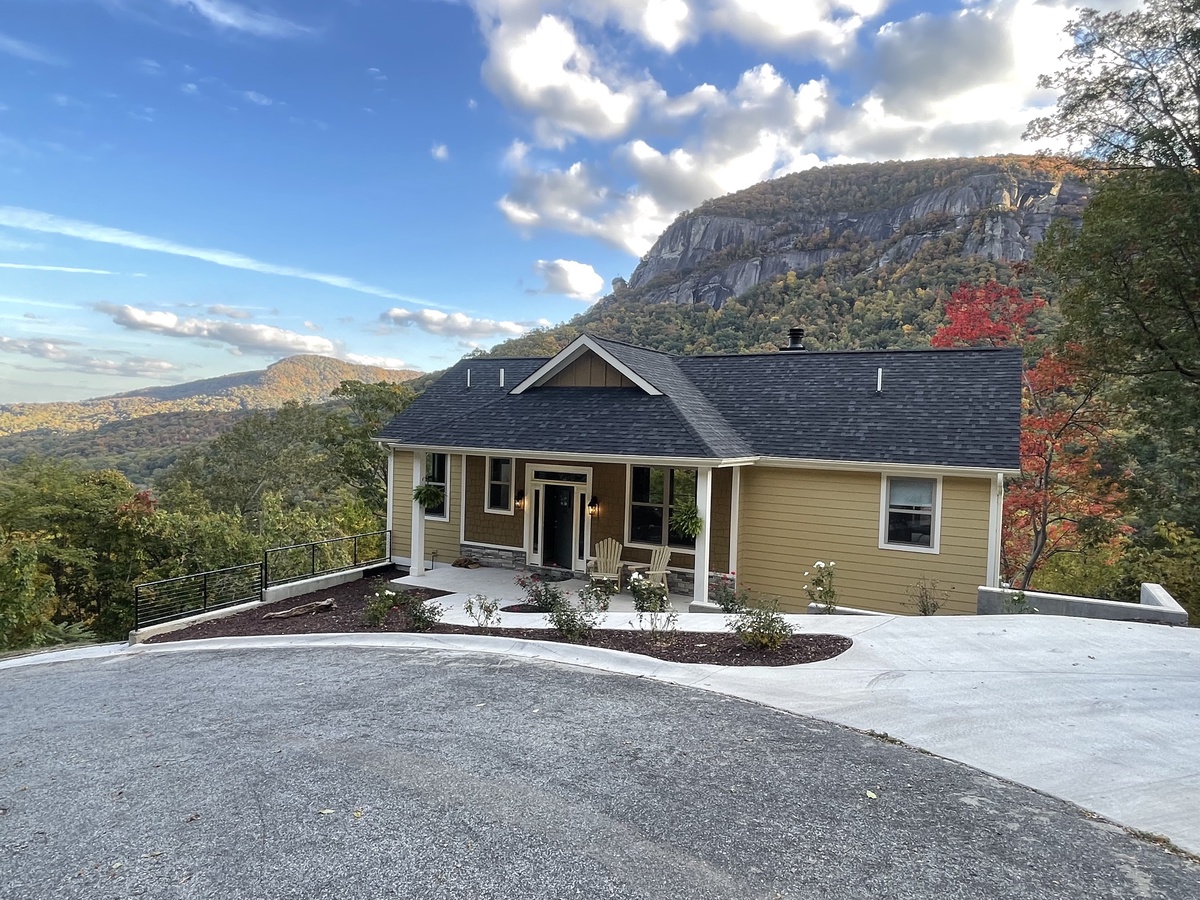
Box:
[489,155,1085,358]
[0,355,421,438]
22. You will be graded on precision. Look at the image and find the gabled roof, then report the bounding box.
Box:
[377,334,1023,471]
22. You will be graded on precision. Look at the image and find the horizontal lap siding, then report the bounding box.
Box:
[390,450,413,558]
[737,468,990,615]
[388,450,461,566]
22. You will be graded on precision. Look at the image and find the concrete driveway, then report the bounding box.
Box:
[2,642,1198,899]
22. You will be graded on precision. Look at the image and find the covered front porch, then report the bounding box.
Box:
[392,451,745,609]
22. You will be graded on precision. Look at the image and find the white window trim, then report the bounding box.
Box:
[484,455,515,516]
[623,463,699,552]
[878,473,942,554]
[424,452,451,523]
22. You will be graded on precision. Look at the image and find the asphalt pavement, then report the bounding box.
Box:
[2,645,1198,899]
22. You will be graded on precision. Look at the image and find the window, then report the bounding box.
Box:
[881,476,939,552]
[425,452,448,519]
[629,466,697,548]
[486,457,513,514]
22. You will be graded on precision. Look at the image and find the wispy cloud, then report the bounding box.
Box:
[431,143,449,162]
[367,67,387,82]
[0,31,64,66]
[0,206,441,307]
[165,0,311,39]
[96,302,336,356]
[241,90,273,106]
[0,294,82,311]
[180,83,200,96]
[207,304,254,319]
[0,336,178,378]
[134,58,162,76]
[0,262,118,275]
[380,307,529,340]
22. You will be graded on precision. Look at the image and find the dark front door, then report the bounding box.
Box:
[542,485,575,569]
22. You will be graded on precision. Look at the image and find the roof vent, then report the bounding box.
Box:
[783,326,806,352]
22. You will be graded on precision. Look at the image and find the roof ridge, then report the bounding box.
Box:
[586,333,679,358]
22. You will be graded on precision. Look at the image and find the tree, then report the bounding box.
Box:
[325,380,415,516]
[1024,0,1200,171]
[933,282,1126,588]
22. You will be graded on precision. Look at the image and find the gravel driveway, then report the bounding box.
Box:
[2,645,1197,899]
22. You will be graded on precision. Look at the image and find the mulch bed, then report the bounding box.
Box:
[148,567,852,667]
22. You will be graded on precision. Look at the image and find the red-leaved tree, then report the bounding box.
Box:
[933,282,1127,588]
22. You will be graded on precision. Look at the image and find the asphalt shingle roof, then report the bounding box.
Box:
[376,336,1022,470]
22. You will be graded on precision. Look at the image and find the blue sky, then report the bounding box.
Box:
[0,0,1119,402]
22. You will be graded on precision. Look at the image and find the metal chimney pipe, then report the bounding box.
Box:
[784,326,806,351]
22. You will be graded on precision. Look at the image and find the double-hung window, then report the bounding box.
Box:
[486,457,513,514]
[629,466,697,548]
[424,452,448,520]
[881,476,939,551]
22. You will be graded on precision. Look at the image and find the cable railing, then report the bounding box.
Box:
[133,530,391,631]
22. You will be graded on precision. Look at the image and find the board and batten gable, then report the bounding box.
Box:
[542,349,637,388]
[737,466,992,615]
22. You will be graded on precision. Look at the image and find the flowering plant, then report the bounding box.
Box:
[514,573,565,612]
[802,560,838,614]
[628,571,669,612]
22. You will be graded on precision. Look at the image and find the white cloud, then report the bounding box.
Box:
[241,90,273,106]
[499,66,828,255]
[380,307,529,340]
[367,67,388,82]
[534,258,605,302]
[708,0,878,58]
[431,143,450,161]
[0,234,42,252]
[181,82,200,96]
[207,304,254,319]
[481,13,652,145]
[0,336,178,378]
[302,320,321,332]
[0,206,442,307]
[164,0,311,38]
[0,31,64,65]
[96,302,337,355]
[0,262,118,275]
[344,352,410,369]
[135,58,162,75]
[467,98,479,110]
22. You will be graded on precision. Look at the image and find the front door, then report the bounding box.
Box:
[542,484,575,570]
[526,466,592,573]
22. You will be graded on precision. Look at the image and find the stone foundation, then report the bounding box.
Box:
[459,544,527,569]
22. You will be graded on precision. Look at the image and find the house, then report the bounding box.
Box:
[376,332,1022,615]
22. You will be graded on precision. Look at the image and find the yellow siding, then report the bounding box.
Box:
[544,350,635,388]
[390,449,412,558]
[736,468,991,615]
[388,450,462,566]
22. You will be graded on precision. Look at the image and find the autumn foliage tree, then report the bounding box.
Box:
[933,282,1126,588]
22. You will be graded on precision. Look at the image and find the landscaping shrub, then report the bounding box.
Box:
[803,561,838,613]
[729,600,794,652]
[514,573,566,612]
[464,593,501,628]
[907,577,948,615]
[628,572,669,612]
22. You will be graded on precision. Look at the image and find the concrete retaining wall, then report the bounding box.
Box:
[977,583,1188,626]
[130,567,381,644]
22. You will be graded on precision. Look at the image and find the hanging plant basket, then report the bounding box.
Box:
[670,499,703,539]
[412,483,445,509]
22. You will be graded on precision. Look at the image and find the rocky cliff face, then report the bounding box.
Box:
[626,170,1088,310]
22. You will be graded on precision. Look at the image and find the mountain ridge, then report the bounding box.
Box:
[0,355,420,438]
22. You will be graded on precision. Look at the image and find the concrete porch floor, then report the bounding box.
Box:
[391,563,696,622]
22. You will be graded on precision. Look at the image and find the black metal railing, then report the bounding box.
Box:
[134,563,264,630]
[263,530,391,587]
[133,530,391,630]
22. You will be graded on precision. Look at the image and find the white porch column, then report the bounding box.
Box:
[693,466,713,608]
[728,467,741,581]
[410,453,426,577]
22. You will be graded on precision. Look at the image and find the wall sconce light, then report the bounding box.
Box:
[515,490,526,512]
[587,495,600,516]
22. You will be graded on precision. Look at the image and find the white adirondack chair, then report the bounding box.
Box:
[588,538,623,590]
[644,545,671,590]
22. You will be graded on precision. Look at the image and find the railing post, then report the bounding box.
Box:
[263,550,270,588]
[134,585,140,630]
[353,535,359,567]
[311,543,316,579]
[203,572,209,613]
[259,561,265,603]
